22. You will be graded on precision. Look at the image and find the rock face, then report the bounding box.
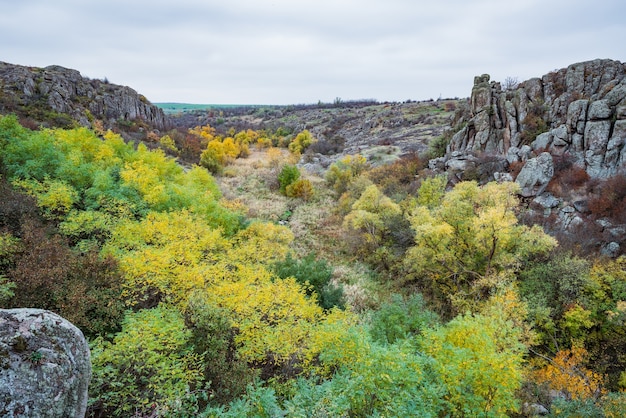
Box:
[446,59,626,183]
[0,61,167,130]
[0,309,91,418]
[515,152,554,197]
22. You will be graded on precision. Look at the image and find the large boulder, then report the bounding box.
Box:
[515,152,554,197]
[0,309,91,418]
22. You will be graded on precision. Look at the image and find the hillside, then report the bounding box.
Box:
[0,61,167,135]
[168,99,461,169]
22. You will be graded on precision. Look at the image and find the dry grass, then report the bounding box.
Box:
[215,148,383,309]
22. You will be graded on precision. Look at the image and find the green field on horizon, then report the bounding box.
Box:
[155,102,263,114]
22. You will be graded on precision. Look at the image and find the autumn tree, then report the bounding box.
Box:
[404,181,557,315]
[325,154,370,195]
[343,184,405,270]
[534,346,605,401]
[288,130,316,155]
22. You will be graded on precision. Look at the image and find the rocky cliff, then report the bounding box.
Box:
[442,59,626,181]
[0,61,167,130]
[0,309,91,417]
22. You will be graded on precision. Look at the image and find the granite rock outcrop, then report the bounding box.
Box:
[445,59,626,184]
[0,309,91,418]
[0,61,167,130]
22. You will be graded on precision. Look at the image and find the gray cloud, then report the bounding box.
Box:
[1,0,624,104]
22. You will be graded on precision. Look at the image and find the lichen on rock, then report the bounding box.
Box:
[0,308,91,418]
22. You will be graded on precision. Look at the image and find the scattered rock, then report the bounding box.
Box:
[494,172,513,183]
[522,402,549,416]
[445,152,476,173]
[596,218,613,230]
[601,242,621,258]
[534,192,560,209]
[0,308,91,418]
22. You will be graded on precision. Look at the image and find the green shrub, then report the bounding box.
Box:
[272,252,344,310]
[278,164,300,195]
[199,149,223,174]
[369,293,439,345]
[203,381,282,417]
[549,397,604,417]
[426,133,451,159]
[89,306,204,417]
[284,339,445,417]
[0,275,15,304]
[184,296,256,406]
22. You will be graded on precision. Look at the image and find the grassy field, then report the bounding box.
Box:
[154,102,260,114]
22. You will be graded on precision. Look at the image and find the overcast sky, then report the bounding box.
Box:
[1,0,625,105]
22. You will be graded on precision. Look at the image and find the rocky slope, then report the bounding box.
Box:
[440,58,626,181]
[434,58,626,256]
[0,61,167,131]
[170,99,460,167]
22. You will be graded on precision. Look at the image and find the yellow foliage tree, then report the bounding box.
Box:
[405,181,557,314]
[12,178,79,218]
[188,124,216,143]
[158,135,179,154]
[104,210,228,306]
[343,184,401,245]
[325,154,369,195]
[103,207,351,374]
[288,130,316,155]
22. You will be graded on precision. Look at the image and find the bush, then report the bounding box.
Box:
[369,293,439,344]
[366,153,424,199]
[520,101,549,145]
[426,132,451,159]
[184,296,256,406]
[325,154,369,195]
[203,381,282,417]
[159,134,180,154]
[285,178,314,200]
[547,165,589,197]
[306,135,345,155]
[587,173,626,223]
[272,253,344,310]
[6,218,125,338]
[278,164,300,195]
[288,130,316,155]
[549,397,604,417]
[89,307,204,417]
[473,153,509,183]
